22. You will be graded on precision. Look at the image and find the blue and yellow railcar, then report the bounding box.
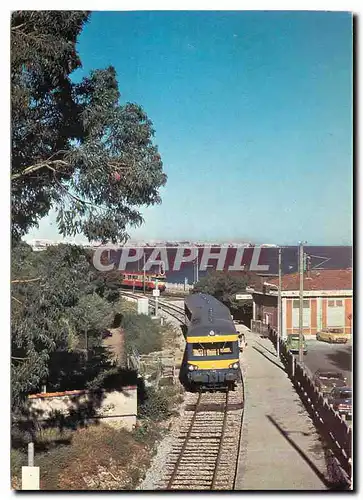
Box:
[184,294,241,389]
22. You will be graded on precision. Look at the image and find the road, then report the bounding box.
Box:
[302,339,352,385]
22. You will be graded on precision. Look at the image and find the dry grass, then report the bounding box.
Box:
[12,423,157,491]
[56,425,149,490]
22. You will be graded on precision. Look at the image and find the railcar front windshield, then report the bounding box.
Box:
[150,275,166,282]
[188,341,238,358]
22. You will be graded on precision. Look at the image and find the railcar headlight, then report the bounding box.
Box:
[188,365,197,371]
[229,363,239,369]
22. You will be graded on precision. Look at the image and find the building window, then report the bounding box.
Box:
[293,300,309,308]
[328,299,344,308]
[292,299,310,327]
[327,299,345,328]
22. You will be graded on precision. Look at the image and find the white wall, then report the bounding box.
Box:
[27,387,137,431]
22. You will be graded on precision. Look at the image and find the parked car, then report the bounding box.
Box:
[101,329,112,339]
[286,334,307,355]
[313,370,347,397]
[328,387,352,419]
[316,328,348,344]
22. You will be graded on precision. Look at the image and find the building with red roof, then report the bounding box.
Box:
[247,269,353,338]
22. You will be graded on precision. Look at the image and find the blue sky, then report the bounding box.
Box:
[26,11,352,245]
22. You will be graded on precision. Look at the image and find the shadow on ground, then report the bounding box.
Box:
[252,346,286,373]
[267,415,350,490]
[325,346,352,375]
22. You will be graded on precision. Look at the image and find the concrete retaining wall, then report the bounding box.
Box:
[27,386,137,431]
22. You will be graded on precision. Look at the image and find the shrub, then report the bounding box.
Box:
[133,420,161,447]
[121,313,162,355]
[35,427,73,447]
[138,386,171,421]
[11,449,27,477]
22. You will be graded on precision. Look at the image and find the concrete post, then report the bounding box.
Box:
[28,442,34,466]
[277,247,282,358]
[298,242,305,363]
[22,442,39,490]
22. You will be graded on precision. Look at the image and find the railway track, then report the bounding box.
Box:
[120,291,185,323]
[157,386,244,490]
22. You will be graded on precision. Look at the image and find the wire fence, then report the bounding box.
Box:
[250,319,269,338]
[268,327,352,486]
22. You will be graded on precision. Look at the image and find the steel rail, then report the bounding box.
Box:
[166,392,203,489]
[210,390,230,489]
[120,291,185,323]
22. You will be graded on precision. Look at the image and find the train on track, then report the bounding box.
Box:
[120,271,166,292]
[183,293,241,390]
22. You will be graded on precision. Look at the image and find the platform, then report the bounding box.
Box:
[234,327,327,490]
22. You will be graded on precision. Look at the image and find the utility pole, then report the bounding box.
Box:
[143,250,146,295]
[298,242,305,363]
[277,247,282,358]
[196,248,199,283]
[155,279,159,317]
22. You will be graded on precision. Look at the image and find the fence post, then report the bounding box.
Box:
[22,442,39,490]
[28,442,34,467]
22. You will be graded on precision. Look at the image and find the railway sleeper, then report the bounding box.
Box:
[166,464,217,469]
[177,430,223,435]
[170,472,215,479]
[168,453,220,458]
[177,439,222,445]
[167,455,220,460]
[165,462,218,469]
[168,449,220,454]
[165,476,216,482]
[165,457,217,463]
[168,479,215,485]
[168,449,219,455]
[174,444,221,450]
[172,438,221,442]
[166,457,219,464]
[180,444,221,450]
[164,486,211,490]
[177,426,224,433]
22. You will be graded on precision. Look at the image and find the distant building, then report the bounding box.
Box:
[25,239,56,251]
[248,269,353,338]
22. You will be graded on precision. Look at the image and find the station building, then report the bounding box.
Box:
[247,269,353,339]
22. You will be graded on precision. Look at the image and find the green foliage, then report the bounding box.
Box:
[138,386,171,422]
[69,293,115,338]
[133,420,162,447]
[117,298,137,314]
[121,313,163,355]
[193,271,258,313]
[11,11,166,243]
[11,449,27,477]
[11,242,120,408]
[89,268,123,304]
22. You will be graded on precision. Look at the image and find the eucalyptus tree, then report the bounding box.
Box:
[11,244,115,408]
[11,11,166,243]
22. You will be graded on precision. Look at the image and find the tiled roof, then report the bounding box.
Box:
[28,386,137,399]
[267,269,353,291]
